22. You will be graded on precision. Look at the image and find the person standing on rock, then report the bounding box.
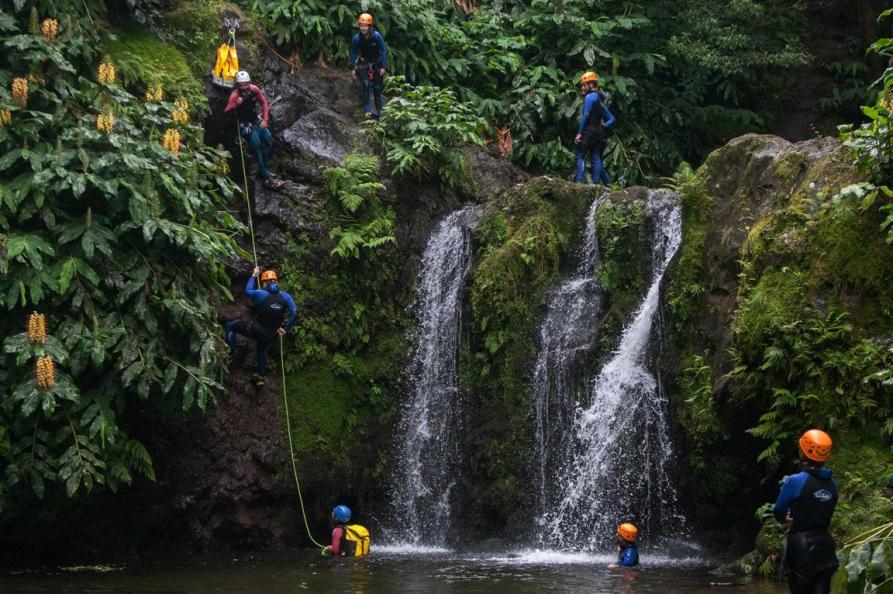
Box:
[221,266,296,387]
[350,13,388,119]
[574,71,615,184]
[224,70,285,190]
[773,429,839,594]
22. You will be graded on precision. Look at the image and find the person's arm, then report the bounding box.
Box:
[244,272,267,303]
[350,34,359,69]
[602,104,616,129]
[251,84,270,123]
[773,473,804,523]
[223,89,240,112]
[578,94,594,135]
[376,32,388,69]
[281,292,297,333]
[330,527,343,555]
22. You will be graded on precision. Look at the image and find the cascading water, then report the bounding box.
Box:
[532,195,606,516]
[386,206,483,546]
[542,190,685,549]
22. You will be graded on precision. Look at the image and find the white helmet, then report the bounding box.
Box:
[234,70,250,84]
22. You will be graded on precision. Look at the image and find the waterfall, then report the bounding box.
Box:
[387,206,483,546]
[542,190,685,549]
[532,195,606,516]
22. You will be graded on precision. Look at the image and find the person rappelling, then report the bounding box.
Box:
[224,70,285,190]
[574,71,616,184]
[350,13,388,119]
[773,429,839,594]
[322,505,371,557]
[221,266,296,387]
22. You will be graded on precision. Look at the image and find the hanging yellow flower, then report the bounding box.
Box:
[35,356,56,390]
[0,109,11,127]
[172,109,189,124]
[213,159,231,174]
[12,77,28,108]
[174,97,189,111]
[41,18,58,42]
[96,111,115,133]
[881,93,893,113]
[145,85,164,102]
[162,128,181,157]
[98,59,116,84]
[27,312,47,344]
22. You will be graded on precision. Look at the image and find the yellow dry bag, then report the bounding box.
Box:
[342,524,371,557]
[212,29,239,88]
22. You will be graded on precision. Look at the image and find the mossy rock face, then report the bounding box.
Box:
[461,177,601,532]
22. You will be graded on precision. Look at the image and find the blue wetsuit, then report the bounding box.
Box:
[575,90,616,184]
[617,543,639,567]
[350,31,388,116]
[773,466,839,594]
[224,276,296,376]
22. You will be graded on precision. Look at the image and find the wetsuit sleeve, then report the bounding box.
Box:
[619,547,638,567]
[578,94,595,134]
[223,89,240,112]
[251,84,270,122]
[350,33,359,68]
[244,275,267,303]
[602,105,616,129]
[281,292,297,332]
[330,527,343,555]
[773,473,805,523]
[375,32,388,68]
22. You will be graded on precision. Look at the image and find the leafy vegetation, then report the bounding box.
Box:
[0,4,240,506]
[251,0,814,181]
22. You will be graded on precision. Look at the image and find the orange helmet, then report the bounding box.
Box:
[358,13,373,25]
[617,523,638,542]
[799,429,832,462]
[260,270,278,284]
[580,71,598,85]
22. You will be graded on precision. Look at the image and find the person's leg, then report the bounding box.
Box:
[599,159,612,184]
[360,71,372,114]
[224,320,253,354]
[372,70,384,116]
[787,572,813,594]
[259,127,273,163]
[256,339,269,377]
[249,128,270,180]
[811,571,832,594]
[575,148,587,182]
[591,152,604,185]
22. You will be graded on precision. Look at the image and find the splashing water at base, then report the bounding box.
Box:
[385,206,483,546]
[542,190,685,549]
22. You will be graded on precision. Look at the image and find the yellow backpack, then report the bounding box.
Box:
[342,524,371,557]
[212,30,239,88]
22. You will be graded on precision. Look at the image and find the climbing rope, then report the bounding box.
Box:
[235,120,259,269]
[279,335,327,550]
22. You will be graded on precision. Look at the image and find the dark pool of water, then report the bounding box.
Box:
[0,547,787,594]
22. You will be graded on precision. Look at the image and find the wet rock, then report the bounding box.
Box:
[281,108,359,167]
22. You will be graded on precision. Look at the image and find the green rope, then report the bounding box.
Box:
[279,335,327,550]
[235,120,259,269]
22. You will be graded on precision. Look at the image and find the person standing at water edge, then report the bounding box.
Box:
[608,522,640,568]
[574,71,615,184]
[773,429,839,594]
[350,13,388,118]
[323,505,371,557]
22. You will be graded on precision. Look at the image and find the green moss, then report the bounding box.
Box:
[103,28,205,108]
[830,436,893,541]
[286,363,352,451]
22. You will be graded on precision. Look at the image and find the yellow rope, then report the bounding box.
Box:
[279,335,327,550]
[235,120,259,269]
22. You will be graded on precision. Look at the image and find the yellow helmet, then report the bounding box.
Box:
[358,13,373,25]
[617,523,638,542]
[260,270,278,283]
[580,71,599,85]
[799,429,832,462]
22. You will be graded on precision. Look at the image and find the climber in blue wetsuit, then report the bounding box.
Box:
[609,522,640,568]
[222,266,297,388]
[574,71,616,184]
[773,429,839,594]
[350,13,388,118]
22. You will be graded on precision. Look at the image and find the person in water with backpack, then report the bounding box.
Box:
[323,505,371,557]
[221,266,296,387]
[608,521,640,568]
[223,70,284,190]
[349,13,388,119]
[773,429,839,594]
[574,71,616,185]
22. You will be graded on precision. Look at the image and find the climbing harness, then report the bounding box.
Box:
[212,29,239,88]
[280,335,327,550]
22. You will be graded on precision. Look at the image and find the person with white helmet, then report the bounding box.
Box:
[349,13,388,118]
[224,70,284,189]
